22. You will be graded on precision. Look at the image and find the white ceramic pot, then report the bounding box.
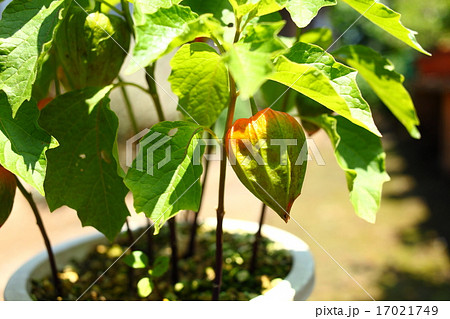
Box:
[4,219,314,301]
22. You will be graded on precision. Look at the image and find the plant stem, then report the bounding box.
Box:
[281,88,292,113]
[113,81,151,95]
[96,0,123,15]
[212,19,241,300]
[144,63,181,284]
[213,73,238,301]
[145,65,166,122]
[146,218,154,262]
[118,77,139,134]
[168,218,179,284]
[249,204,267,274]
[184,141,212,258]
[120,0,135,37]
[250,97,258,116]
[94,1,101,12]
[15,178,62,297]
[54,65,61,97]
[125,219,135,294]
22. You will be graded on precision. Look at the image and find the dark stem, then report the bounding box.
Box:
[125,219,135,244]
[120,0,135,37]
[184,141,212,258]
[213,73,238,301]
[280,88,292,113]
[249,97,259,116]
[145,65,166,122]
[54,67,61,97]
[145,218,154,262]
[94,1,101,12]
[15,178,62,297]
[168,218,179,284]
[118,76,140,135]
[144,63,181,284]
[125,220,135,294]
[96,0,123,15]
[212,17,242,300]
[250,204,267,274]
[115,78,136,251]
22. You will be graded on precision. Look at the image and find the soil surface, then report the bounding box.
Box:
[31,222,292,301]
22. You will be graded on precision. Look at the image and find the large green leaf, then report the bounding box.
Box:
[125,121,205,234]
[341,0,429,55]
[130,4,210,73]
[269,42,380,136]
[225,21,286,99]
[334,45,420,139]
[169,43,229,127]
[306,114,390,223]
[286,0,336,28]
[0,0,64,116]
[0,92,55,195]
[39,87,130,240]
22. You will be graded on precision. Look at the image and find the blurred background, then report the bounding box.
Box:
[1,0,450,300]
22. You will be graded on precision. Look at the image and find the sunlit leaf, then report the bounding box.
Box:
[0,0,65,115]
[341,0,429,55]
[334,45,420,138]
[306,114,390,223]
[125,121,205,234]
[169,43,229,127]
[269,42,381,136]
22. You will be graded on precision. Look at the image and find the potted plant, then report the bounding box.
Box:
[1,0,428,300]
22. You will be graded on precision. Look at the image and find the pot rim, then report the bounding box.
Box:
[4,218,314,301]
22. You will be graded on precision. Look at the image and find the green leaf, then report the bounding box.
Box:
[341,0,429,55]
[0,92,54,195]
[228,0,259,18]
[124,121,205,234]
[39,87,130,241]
[181,0,233,20]
[0,0,64,116]
[299,27,333,49]
[133,0,183,21]
[151,256,170,277]
[306,115,390,223]
[123,251,149,269]
[257,0,288,16]
[169,43,229,127]
[334,45,420,139]
[130,4,210,73]
[137,277,153,298]
[225,21,286,99]
[269,42,381,136]
[286,0,336,28]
